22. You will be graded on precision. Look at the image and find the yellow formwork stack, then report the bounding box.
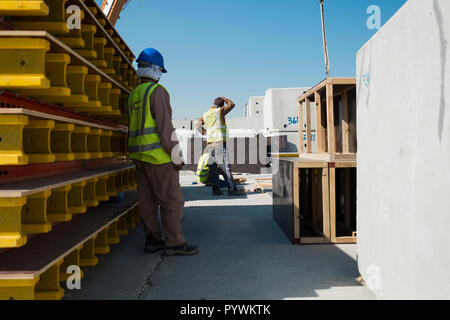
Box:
[0,0,141,300]
[1,0,138,120]
[0,169,137,247]
[0,115,129,165]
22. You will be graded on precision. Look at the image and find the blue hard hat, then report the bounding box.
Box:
[136,48,167,73]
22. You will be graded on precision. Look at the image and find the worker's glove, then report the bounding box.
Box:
[172,162,184,171]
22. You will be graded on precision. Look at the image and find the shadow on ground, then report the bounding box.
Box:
[65,183,375,300]
[144,185,374,300]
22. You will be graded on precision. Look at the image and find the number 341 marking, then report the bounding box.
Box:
[287,116,299,125]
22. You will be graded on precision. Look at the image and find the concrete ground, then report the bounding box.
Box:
[66,172,375,300]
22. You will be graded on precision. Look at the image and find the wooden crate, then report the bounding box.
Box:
[273,158,329,244]
[298,78,357,161]
[273,158,357,245]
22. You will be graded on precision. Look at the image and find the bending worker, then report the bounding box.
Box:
[199,97,244,196]
[127,48,199,256]
[196,152,228,188]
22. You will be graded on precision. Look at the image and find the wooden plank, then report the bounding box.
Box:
[0,108,127,133]
[329,166,336,241]
[311,169,318,229]
[348,89,357,153]
[298,153,334,162]
[331,236,357,244]
[0,162,134,198]
[0,192,138,279]
[317,168,324,232]
[299,153,357,164]
[271,153,299,158]
[300,237,327,244]
[315,92,325,153]
[299,153,331,162]
[293,167,300,241]
[298,100,304,154]
[334,153,357,161]
[321,167,331,241]
[341,91,350,153]
[326,83,336,154]
[331,78,356,85]
[335,159,357,168]
[305,98,312,153]
[294,159,328,168]
[298,78,356,102]
[298,78,327,102]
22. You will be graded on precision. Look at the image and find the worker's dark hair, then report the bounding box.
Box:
[214,97,225,108]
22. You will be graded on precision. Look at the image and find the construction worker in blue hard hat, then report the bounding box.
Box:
[128,48,199,256]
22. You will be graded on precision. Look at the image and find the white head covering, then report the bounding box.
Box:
[137,63,163,81]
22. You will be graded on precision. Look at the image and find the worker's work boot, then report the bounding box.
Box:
[228,187,245,196]
[144,235,165,253]
[212,187,224,196]
[164,243,200,256]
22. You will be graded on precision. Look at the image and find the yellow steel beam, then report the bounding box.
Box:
[0,197,28,248]
[0,0,49,16]
[71,126,91,160]
[79,236,98,267]
[0,115,29,165]
[9,0,69,34]
[0,277,39,300]
[21,190,52,234]
[23,120,56,164]
[68,181,87,215]
[107,221,120,245]
[59,246,84,283]
[47,185,73,223]
[51,123,75,162]
[0,38,50,89]
[83,178,100,208]
[94,227,111,255]
[34,259,64,300]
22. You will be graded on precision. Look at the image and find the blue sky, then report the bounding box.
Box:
[98,0,407,119]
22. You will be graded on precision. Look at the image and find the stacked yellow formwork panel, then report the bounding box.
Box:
[0,0,141,300]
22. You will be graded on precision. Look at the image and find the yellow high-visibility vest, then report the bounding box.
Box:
[203,108,228,144]
[196,153,210,183]
[127,82,172,164]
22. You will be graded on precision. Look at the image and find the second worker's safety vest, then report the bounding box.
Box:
[127,82,172,164]
[196,153,210,183]
[203,108,228,144]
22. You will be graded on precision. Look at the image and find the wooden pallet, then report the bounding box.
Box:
[273,158,328,244]
[298,78,357,157]
[273,158,357,245]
